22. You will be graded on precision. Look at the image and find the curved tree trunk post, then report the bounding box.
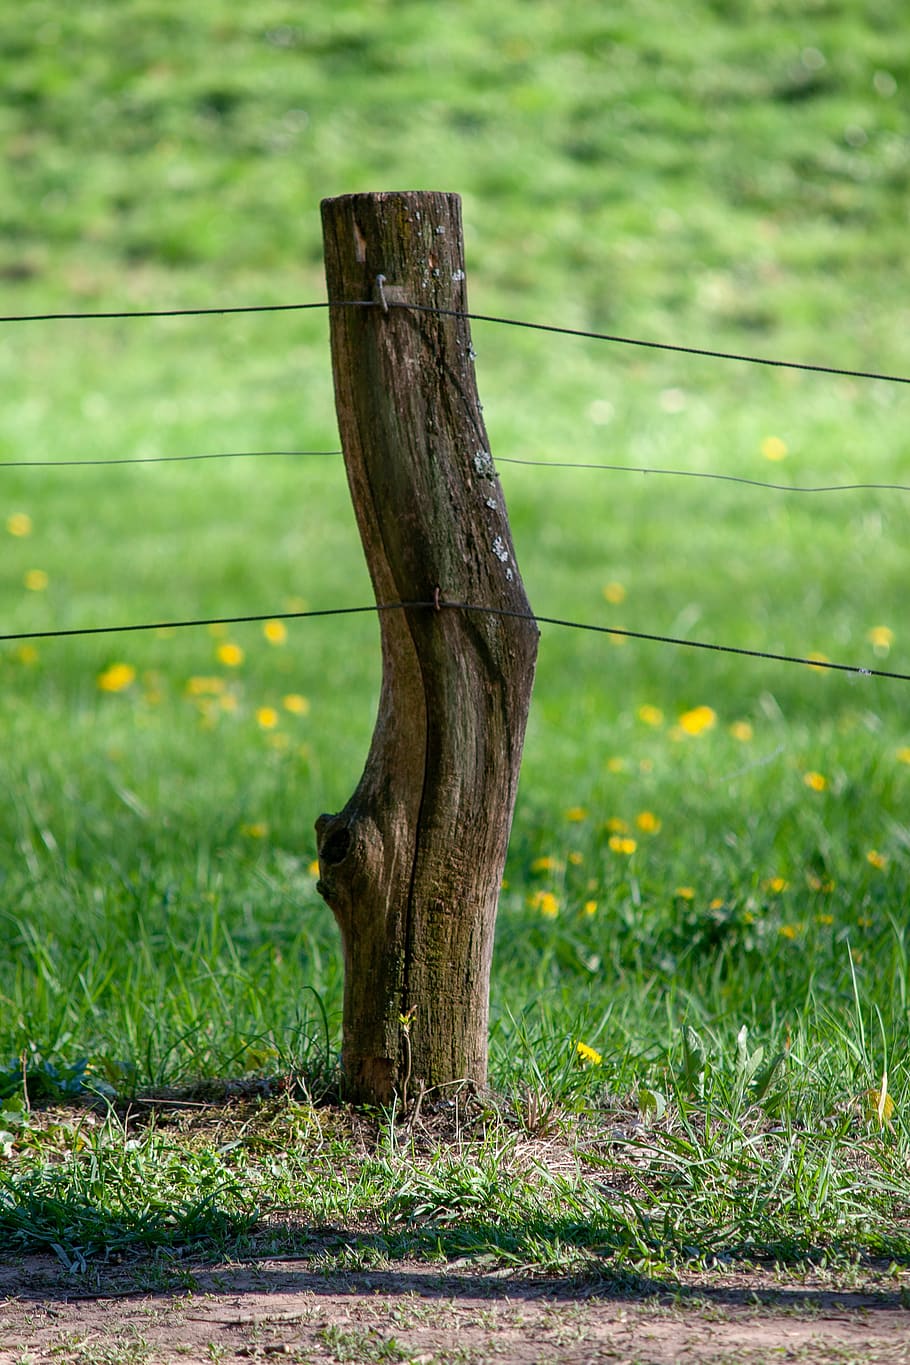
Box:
[317,190,538,1108]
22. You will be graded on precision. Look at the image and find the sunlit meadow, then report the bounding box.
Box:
[1,0,910,1270]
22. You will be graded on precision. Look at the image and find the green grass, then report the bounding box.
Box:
[2,0,910,1277]
[2,1092,909,1278]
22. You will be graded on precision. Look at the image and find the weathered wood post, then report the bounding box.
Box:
[317,191,538,1107]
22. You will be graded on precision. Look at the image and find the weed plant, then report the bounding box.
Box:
[1,0,910,1274]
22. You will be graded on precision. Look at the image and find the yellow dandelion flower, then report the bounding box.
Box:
[6,513,32,537]
[637,703,664,727]
[767,876,789,894]
[862,1088,895,1128]
[679,705,717,736]
[219,693,238,712]
[709,897,725,911]
[602,581,626,605]
[606,756,626,773]
[307,858,320,876]
[868,625,894,654]
[636,810,661,834]
[815,913,834,926]
[528,890,559,916]
[565,805,588,822]
[761,435,788,461]
[803,771,827,792]
[97,663,136,693]
[897,747,910,764]
[779,924,798,940]
[583,900,597,916]
[730,720,753,743]
[575,1041,602,1066]
[217,642,244,667]
[807,873,835,893]
[24,568,48,592]
[674,886,695,901]
[567,851,583,866]
[240,822,268,838]
[256,706,279,730]
[605,817,629,833]
[263,619,288,645]
[867,849,887,870]
[283,693,310,716]
[531,855,560,873]
[609,835,637,855]
[186,676,225,696]
[15,645,38,665]
[807,651,829,671]
[857,916,873,929]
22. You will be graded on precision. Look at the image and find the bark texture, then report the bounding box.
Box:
[318,191,538,1106]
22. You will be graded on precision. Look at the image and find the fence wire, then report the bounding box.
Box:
[0,450,341,469]
[6,448,909,494]
[0,302,330,323]
[2,601,906,685]
[413,304,910,387]
[3,289,909,687]
[495,457,910,496]
[0,603,419,644]
[3,294,909,386]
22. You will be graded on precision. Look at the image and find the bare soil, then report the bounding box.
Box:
[3,1254,910,1364]
[4,1095,910,1361]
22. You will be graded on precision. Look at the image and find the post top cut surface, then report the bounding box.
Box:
[321,190,458,204]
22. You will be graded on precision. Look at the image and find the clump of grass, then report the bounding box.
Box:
[1,1084,907,1275]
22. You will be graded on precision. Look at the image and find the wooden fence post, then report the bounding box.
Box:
[317,191,538,1107]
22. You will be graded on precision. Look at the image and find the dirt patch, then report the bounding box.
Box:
[3,1256,910,1363]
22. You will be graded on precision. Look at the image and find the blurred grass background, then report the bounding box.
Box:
[1,0,909,1108]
